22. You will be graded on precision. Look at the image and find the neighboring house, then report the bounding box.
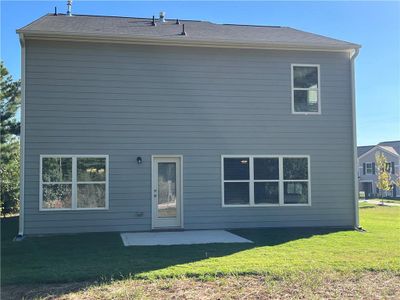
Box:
[17,11,361,236]
[358,141,400,198]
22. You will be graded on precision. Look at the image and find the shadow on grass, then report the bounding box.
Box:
[1,216,350,298]
[359,204,377,209]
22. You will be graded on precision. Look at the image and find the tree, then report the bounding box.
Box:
[375,152,392,205]
[1,62,21,216]
[393,172,400,191]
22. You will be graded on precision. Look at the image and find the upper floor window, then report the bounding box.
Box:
[291,64,320,114]
[385,162,395,174]
[365,162,374,174]
[40,155,109,210]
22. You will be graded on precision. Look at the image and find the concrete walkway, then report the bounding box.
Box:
[120,230,253,246]
[359,200,400,207]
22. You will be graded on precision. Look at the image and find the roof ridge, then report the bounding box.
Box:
[53,13,209,23]
[222,23,282,28]
[378,140,400,144]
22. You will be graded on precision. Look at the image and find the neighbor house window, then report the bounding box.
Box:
[222,155,310,206]
[292,64,320,114]
[40,155,109,210]
[365,163,373,174]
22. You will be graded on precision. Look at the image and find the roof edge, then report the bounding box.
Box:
[358,145,399,159]
[17,30,360,52]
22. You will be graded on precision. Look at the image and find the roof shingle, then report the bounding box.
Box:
[17,14,360,50]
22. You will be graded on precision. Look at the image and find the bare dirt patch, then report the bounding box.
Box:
[2,271,399,300]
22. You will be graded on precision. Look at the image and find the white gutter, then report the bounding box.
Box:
[350,48,360,229]
[17,31,360,53]
[17,33,26,237]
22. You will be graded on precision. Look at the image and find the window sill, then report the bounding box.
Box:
[39,207,109,212]
[222,203,310,208]
[292,112,321,115]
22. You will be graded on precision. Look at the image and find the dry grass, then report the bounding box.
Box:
[3,271,399,300]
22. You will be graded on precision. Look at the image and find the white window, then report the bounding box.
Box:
[366,163,373,174]
[291,64,320,114]
[222,155,311,207]
[40,155,109,210]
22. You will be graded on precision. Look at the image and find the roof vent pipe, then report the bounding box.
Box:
[159,11,166,22]
[181,24,187,36]
[67,0,72,16]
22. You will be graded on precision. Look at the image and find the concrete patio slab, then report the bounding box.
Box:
[120,230,253,246]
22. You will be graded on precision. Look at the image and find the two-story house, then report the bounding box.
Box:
[358,141,400,198]
[16,11,361,236]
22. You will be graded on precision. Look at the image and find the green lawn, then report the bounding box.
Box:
[1,204,399,286]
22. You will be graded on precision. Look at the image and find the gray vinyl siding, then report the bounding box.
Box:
[23,39,355,234]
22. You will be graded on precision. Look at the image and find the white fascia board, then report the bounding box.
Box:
[18,30,361,52]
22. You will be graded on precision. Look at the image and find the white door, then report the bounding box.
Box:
[152,156,182,229]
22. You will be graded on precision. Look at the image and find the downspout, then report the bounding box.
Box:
[17,33,26,238]
[350,48,360,229]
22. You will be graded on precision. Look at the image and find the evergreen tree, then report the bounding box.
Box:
[1,62,21,215]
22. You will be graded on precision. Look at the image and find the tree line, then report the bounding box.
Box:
[1,62,21,216]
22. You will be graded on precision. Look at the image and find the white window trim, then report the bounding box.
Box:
[221,155,311,207]
[365,162,373,175]
[39,155,109,211]
[291,64,321,115]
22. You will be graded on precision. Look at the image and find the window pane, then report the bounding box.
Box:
[42,184,72,208]
[254,158,279,180]
[42,157,72,182]
[224,182,249,205]
[283,158,308,180]
[284,182,309,204]
[224,158,249,180]
[77,184,106,208]
[77,157,106,182]
[294,90,319,112]
[254,182,279,204]
[158,162,177,218]
[293,66,318,88]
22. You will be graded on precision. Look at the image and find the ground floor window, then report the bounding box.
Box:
[222,155,311,206]
[40,155,109,210]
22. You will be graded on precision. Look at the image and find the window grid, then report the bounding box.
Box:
[40,155,109,211]
[366,163,373,174]
[291,64,321,115]
[222,155,311,207]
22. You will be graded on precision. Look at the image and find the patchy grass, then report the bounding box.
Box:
[3,272,400,299]
[1,205,400,296]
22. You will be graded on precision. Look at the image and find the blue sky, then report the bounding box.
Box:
[1,1,399,146]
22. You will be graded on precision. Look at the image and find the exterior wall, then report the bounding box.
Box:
[358,149,399,198]
[23,39,356,234]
